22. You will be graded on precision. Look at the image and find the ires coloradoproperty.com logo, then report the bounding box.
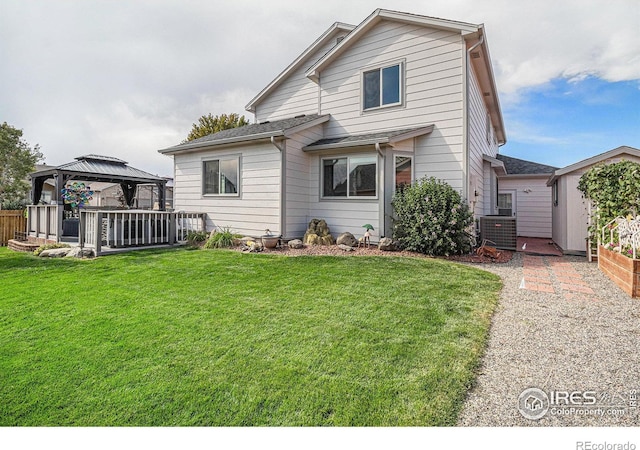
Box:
[518,387,635,420]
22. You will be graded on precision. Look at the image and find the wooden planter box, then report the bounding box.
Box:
[598,245,640,297]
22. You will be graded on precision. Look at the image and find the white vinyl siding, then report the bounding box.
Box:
[283,125,324,239]
[255,32,350,122]
[308,153,379,240]
[499,177,553,238]
[319,22,464,136]
[467,59,498,217]
[317,21,466,192]
[173,142,281,236]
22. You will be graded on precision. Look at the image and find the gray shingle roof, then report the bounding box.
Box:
[496,154,557,175]
[31,155,163,182]
[160,114,329,154]
[303,126,434,151]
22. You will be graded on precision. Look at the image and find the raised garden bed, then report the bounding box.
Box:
[598,245,640,297]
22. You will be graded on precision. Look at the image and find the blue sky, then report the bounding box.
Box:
[501,77,640,168]
[0,0,638,176]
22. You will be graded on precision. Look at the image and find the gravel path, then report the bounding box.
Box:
[458,252,640,426]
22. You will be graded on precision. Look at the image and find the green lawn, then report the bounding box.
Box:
[0,247,501,426]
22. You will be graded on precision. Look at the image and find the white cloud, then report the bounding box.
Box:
[1,0,638,176]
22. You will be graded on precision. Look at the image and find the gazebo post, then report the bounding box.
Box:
[54,173,64,243]
[156,182,166,211]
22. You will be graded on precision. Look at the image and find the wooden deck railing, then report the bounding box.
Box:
[26,205,205,255]
[26,205,59,242]
[80,210,205,255]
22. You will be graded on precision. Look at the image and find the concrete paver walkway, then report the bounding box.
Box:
[521,255,595,299]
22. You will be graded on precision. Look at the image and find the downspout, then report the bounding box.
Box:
[376,142,386,238]
[271,136,286,238]
[465,32,484,215]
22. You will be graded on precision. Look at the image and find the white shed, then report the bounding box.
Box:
[547,146,640,255]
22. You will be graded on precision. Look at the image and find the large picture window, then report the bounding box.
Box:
[363,63,402,110]
[322,155,377,198]
[203,157,239,195]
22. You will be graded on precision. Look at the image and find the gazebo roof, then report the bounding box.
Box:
[30,154,166,209]
[30,154,164,184]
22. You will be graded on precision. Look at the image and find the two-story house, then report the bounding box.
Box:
[159,8,506,241]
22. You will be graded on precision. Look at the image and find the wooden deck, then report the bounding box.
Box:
[26,206,206,255]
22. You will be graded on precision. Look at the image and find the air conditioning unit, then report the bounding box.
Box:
[480,216,517,250]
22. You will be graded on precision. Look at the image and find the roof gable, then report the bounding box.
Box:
[302,9,505,145]
[245,22,355,113]
[305,9,480,82]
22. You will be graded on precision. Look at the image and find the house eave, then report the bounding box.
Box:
[302,125,434,152]
[158,131,285,155]
[499,173,554,179]
[245,22,356,113]
[466,26,506,145]
[303,138,388,152]
[483,154,507,176]
[552,146,640,178]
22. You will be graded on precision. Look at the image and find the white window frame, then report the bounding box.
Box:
[393,154,414,191]
[202,155,241,197]
[321,154,378,199]
[361,61,404,112]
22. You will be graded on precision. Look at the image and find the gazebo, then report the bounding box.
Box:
[25,155,203,255]
[31,154,167,210]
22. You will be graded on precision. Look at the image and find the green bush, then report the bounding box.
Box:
[34,243,71,256]
[1,200,26,210]
[577,160,640,244]
[185,230,208,246]
[203,227,240,249]
[392,177,473,256]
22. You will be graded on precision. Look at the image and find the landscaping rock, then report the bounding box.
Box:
[65,247,95,258]
[336,232,357,247]
[242,241,263,253]
[378,237,396,251]
[303,218,334,245]
[40,248,72,258]
[288,239,304,249]
[338,244,355,252]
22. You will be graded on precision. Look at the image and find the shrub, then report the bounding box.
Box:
[34,243,71,256]
[185,230,208,246]
[204,227,240,249]
[392,177,473,256]
[1,200,26,210]
[577,160,640,245]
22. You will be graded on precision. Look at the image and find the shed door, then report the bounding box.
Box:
[498,191,516,217]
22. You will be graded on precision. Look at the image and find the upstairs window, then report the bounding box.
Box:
[203,157,239,195]
[363,63,402,110]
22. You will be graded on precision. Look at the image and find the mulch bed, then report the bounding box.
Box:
[195,241,514,264]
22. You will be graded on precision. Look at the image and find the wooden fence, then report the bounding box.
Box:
[0,210,27,246]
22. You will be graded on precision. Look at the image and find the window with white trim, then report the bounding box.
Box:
[203,157,239,195]
[322,155,377,198]
[363,63,402,110]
